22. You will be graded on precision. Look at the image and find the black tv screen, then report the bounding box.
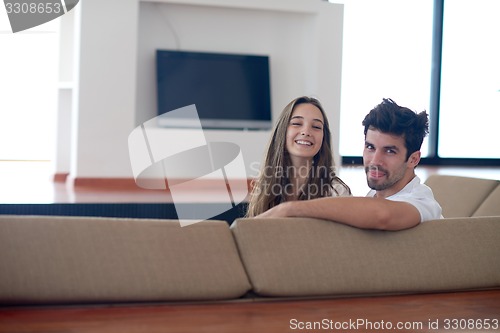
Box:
[156,50,272,130]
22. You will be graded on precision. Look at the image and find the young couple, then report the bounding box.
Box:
[246,96,442,230]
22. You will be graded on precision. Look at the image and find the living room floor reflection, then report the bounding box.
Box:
[0,160,499,204]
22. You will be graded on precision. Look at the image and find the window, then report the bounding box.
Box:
[339,0,500,164]
[339,0,433,159]
[0,10,59,160]
[438,0,500,159]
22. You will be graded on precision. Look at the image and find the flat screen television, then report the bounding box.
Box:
[156,50,272,130]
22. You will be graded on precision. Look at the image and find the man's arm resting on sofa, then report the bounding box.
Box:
[256,196,421,230]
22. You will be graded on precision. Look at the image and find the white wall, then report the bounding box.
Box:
[57,0,343,180]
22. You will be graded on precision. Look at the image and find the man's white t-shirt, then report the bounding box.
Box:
[366,176,443,222]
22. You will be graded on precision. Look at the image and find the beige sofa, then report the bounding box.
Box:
[0,175,499,305]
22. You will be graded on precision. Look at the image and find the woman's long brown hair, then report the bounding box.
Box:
[245,96,350,217]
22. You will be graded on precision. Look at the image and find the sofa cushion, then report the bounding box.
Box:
[473,184,500,217]
[424,175,499,217]
[0,216,251,304]
[231,217,500,297]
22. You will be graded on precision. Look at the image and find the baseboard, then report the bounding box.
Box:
[53,173,69,183]
[70,177,140,190]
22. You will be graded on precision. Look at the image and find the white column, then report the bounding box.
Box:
[70,0,139,180]
[53,9,75,180]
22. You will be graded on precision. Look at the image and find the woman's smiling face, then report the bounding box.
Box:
[285,103,324,164]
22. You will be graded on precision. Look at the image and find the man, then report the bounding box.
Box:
[256,98,442,230]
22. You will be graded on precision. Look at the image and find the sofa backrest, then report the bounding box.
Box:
[424,174,500,217]
[0,216,251,305]
[231,217,500,298]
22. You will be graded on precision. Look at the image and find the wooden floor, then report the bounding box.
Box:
[1,290,499,333]
[1,161,499,203]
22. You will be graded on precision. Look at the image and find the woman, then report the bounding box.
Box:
[246,96,350,217]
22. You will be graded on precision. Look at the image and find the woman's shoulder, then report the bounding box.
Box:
[331,178,352,197]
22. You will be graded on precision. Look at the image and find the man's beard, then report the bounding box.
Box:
[365,165,400,191]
